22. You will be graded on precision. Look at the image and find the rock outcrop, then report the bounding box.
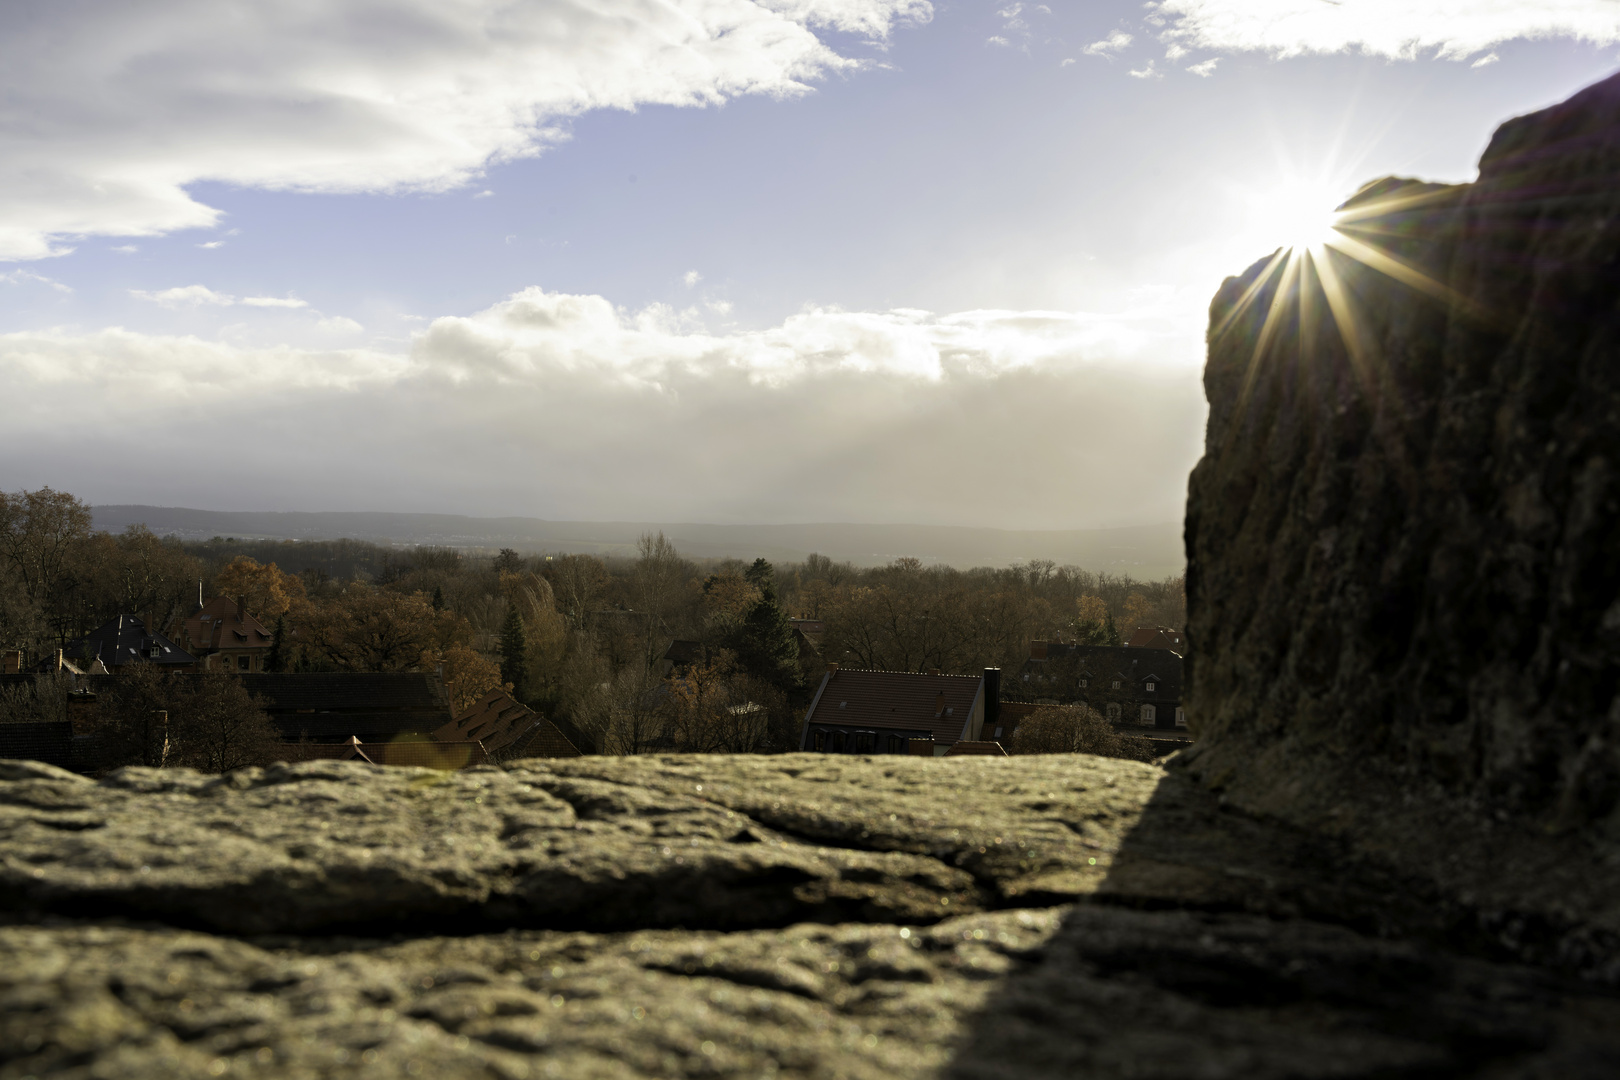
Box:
[12,69,1620,1080]
[1184,70,1620,980]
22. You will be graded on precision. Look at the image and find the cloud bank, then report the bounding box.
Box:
[1155,0,1620,60]
[0,289,1204,530]
[0,0,930,260]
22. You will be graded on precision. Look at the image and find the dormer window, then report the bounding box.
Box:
[1111,680,1120,689]
[1146,682,1155,692]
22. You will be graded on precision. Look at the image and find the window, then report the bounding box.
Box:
[853,732,875,753]
[1146,682,1155,692]
[1175,708,1187,728]
[1111,680,1120,689]
[1140,704,1156,726]
[888,735,910,753]
[832,731,847,752]
[1078,679,1087,688]
[812,730,827,751]
[1106,703,1121,721]
[237,656,250,671]
[1022,673,1030,682]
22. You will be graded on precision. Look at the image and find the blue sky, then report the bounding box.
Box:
[2,1,1618,529]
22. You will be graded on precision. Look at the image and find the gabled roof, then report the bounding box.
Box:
[805,668,983,744]
[64,615,194,669]
[435,687,581,758]
[179,596,273,653]
[1125,626,1185,655]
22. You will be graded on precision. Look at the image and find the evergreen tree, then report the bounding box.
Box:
[266,613,287,673]
[728,559,800,691]
[499,603,528,700]
[431,585,445,611]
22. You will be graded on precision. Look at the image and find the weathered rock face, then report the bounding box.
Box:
[6,755,1620,1078]
[1183,71,1620,972]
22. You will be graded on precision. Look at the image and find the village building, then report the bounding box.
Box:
[62,615,195,672]
[173,596,275,672]
[1016,639,1186,731]
[799,665,1001,756]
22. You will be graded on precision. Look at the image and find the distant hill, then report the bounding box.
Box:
[92,506,1186,577]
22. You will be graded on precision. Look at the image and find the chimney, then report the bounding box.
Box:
[1,649,19,674]
[983,668,1001,732]
[1030,640,1047,661]
[934,691,946,717]
[198,579,204,608]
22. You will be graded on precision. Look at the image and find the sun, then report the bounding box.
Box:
[1264,178,1344,253]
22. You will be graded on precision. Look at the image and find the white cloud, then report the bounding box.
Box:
[1061,57,1077,66]
[987,35,1012,47]
[317,316,365,334]
[129,284,235,308]
[0,287,1204,530]
[197,241,226,250]
[1129,61,1163,79]
[1083,31,1134,56]
[474,190,495,199]
[683,270,703,287]
[1,269,72,293]
[1187,58,1220,76]
[1472,52,1501,67]
[0,0,932,261]
[240,296,308,309]
[1155,0,1620,61]
[110,245,138,254]
[1165,43,1189,60]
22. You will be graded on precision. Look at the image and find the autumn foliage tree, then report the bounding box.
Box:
[303,584,471,672]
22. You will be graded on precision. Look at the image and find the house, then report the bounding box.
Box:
[173,596,274,672]
[434,687,581,760]
[62,615,195,672]
[799,665,1001,756]
[1016,640,1186,731]
[236,672,454,742]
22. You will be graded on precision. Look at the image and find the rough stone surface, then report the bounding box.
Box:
[1184,70,1620,977]
[5,754,1620,1078]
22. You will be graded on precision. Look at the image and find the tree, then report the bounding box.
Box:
[727,562,800,691]
[74,526,203,634]
[494,548,525,574]
[170,676,280,773]
[211,556,306,619]
[0,487,93,642]
[542,554,609,629]
[499,602,528,700]
[266,614,288,673]
[1009,705,1121,756]
[1073,595,1121,646]
[441,644,507,715]
[304,584,470,671]
[431,585,445,611]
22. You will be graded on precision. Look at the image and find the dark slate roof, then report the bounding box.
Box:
[804,668,983,744]
[1016,644,1183,701]
[63,615,194,669]
[0,721,75,769]
[236,672,453,740]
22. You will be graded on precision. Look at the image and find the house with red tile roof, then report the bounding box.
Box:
[435,688,581,760]
[174,596,274,673]
[798,665,1001,756]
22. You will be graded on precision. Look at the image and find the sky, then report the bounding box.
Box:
[2,0,1618,530]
